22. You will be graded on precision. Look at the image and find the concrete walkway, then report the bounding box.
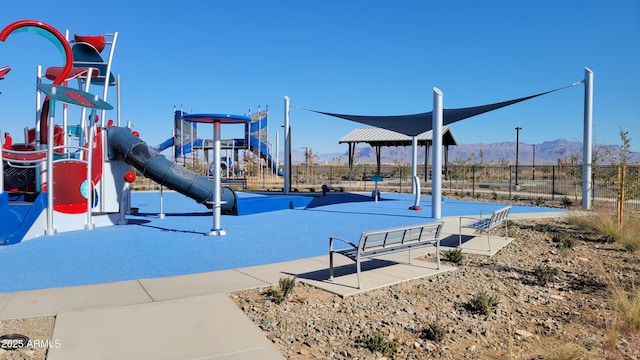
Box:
[0,212,564,360]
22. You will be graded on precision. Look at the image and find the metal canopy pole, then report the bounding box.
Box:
[582,67,593,210]
[432,88,443,219]
[284,96,291,194]
[411,136,418,194]
[206,120,226,236]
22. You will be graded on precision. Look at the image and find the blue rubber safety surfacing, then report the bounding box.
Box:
[0,191,562,293]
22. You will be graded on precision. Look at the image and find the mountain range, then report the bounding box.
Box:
[292,139,640,165]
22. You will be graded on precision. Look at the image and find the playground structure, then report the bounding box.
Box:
[0,20,242,244]
[157,108,282,178]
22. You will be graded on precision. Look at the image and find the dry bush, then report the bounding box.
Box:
[539,342,584,360]
[567,210,640,251]
[607,276,640,332]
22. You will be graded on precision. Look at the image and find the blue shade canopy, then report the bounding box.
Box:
[181,113,250,124]
[37,84,113,110]
[307,83,580,136]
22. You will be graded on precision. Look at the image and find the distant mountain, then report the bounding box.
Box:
[295,139,640,165]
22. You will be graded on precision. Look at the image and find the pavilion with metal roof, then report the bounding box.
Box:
[338,125,458,178]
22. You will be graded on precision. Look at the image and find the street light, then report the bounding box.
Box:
[515,127,522,188]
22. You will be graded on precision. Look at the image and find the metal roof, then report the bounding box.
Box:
[338,126,458,147]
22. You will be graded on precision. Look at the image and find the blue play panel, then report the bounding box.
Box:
[0,191,563,293]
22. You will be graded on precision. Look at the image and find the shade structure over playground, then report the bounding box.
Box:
[306,83,579,136]
[178,113,250,236]
[181,113,251,124]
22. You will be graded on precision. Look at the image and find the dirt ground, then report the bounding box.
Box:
[232,217,640,360]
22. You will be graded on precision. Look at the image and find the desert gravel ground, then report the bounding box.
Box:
[232,217,640,360]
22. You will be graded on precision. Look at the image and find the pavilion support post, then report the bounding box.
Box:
[348,143,355,180]
[375,145,381,175]
[424,144,429,182]
[432,88,443,219]
[444,145,450,179]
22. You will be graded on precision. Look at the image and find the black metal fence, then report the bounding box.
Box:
[290,164,640,210]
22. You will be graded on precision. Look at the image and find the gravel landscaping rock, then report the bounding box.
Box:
[231,217,640,359]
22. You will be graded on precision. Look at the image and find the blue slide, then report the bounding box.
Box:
[107,127,238,214]
[249,116,282,176]
[0,191,47,245]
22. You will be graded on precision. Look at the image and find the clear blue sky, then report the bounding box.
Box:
[1,0,639,155]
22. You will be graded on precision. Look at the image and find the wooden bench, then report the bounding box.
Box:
[458,205,511,252]
[329,222,444,289]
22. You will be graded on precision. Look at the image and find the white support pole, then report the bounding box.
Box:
[206,120,226,236]
[84,120,95,230]
[45,94,56,235]
[36,65,42,148]
[100,32,118,127]
[158,184,165,219]
[284,96,291,194]
[582,67,593,210]
[258,105,262,180]
[411,136,418,194]
[117,181,131,225]
[79,68,95,145]
[409,135,421,210]
[116,74,122,126]
[432,87,443,219]
[62,84,68,153]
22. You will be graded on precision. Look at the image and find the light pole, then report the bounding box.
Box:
[515,127,522,189]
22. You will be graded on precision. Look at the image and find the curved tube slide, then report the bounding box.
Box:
[106,127,237,214]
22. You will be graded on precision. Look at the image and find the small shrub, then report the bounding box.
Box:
[491,191,498,200]
[267,288,285,304]
[268,277,296,304]
[533,265,558,286]
[466,291,499,316]
[552,232,576,250]
[279,277,296,297]
[535,197,545,206]
[475,193,481,199]
[443,248,464,265]
[356,331,399,356]
[561,196,573,207]
[512,195,520,202]
[421,321,446,343]
[534,223,554,232]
